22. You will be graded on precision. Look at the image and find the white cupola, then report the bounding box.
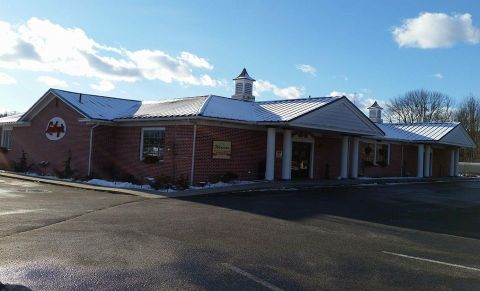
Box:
[368,101,383,123]
[232,68,256,102]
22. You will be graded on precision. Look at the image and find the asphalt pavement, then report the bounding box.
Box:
[1,177,480,290]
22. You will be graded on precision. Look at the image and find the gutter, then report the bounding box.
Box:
[190,123,197,185]
[88,123,100,177]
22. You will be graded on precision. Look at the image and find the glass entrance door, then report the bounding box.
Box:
[292,142,311,179]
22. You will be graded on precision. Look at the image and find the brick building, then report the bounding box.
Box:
[0,69,476,184]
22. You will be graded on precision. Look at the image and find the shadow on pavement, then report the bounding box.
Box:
[179,181,480,239]
[0,282,32,291]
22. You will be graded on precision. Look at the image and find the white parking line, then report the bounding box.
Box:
[221,263,284,291]
[382,251,480,272]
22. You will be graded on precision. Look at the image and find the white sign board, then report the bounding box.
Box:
[45,117,66,141]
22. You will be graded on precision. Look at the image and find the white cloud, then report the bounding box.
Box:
[255,80,304,99]
[392,12,480,48]
[296,64,317,76]
[0,72,16,85]
[328,91,386,114]
[37,75,68,87]
[179,52,213,70]
[0,17,221,87]
[434,73,444,79]
[90,80,115,92]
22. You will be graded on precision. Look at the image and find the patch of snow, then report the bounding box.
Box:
[86,179,154,190]
[189,180,255,190]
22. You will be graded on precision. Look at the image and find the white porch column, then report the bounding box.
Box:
[281,129,292,180]
[417,144,424,178]
[340,136,349,179]
[424,145,431,177]
[449,149,455,176]
[454,148,460,176]
[265,128,276,181]
[351,137,359,178]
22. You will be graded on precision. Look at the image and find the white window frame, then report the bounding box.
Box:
[1,128,12,149]
[139,127,165,161]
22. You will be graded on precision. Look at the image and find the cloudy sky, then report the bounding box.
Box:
[1,0,479,113]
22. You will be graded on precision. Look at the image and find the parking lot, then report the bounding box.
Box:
[1,177,480,290]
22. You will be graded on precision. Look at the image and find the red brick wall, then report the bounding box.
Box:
[432,148,451,177]
[194,125,266,183]
[314,136,342,179]
[359,143,403,177]
[2,97,91,177]
[112,125,194,182]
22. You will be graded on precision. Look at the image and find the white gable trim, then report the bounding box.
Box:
[289,97,384,136]
[19,89,89,122]
[440,124,477,148]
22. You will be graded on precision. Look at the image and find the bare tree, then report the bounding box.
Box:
[455,95,480,162]
[386,89,453,123]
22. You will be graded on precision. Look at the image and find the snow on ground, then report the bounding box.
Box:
[86,179,157,191]
[21,172,254,192]
[189,180,255,190]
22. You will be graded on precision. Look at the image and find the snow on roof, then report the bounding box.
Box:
[129,96,209,119]
[49,89,340,123]
[256,97,336,122]
[200,96,337,122]
[52,89,142,120]
[0,113,23,125]
[378,122,459,142]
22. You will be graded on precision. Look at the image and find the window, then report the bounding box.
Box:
[362,142,390,166]
[140,128,165,161]
[1,129,12,149]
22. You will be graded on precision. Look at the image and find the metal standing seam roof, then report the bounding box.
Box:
[49,89,340,122]
[0,113,23,125]
[10,89,474,147]
[378,122,459,142]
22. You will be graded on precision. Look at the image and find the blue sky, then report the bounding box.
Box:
[1,0,479,113]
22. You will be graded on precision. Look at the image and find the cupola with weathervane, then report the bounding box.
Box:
[368,101,383,123]
[232,68,256,102]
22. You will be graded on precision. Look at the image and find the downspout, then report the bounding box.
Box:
[400,144,404,177]
[190,123,197,185]
[88,123,100,177]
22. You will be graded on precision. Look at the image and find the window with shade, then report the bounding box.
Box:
[140,128,165,161]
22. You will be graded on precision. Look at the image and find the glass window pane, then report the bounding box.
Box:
[142,129,165,160]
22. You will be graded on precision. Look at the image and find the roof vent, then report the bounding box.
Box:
[232,68,256,102]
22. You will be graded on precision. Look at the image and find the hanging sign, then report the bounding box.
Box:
[212,141,231,159]
[45,117,66,141]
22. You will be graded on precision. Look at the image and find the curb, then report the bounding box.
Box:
[0,171,273,199]
[0,171,477,199]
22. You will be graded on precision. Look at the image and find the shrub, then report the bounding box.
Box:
[150,175,173,190]
[143,156,160,164]
[174,175,190,190]
[55,150,75,179]
[208,174,222,184]
[120,173,141,185]
[14,150,33,173]
[221,171,238,183]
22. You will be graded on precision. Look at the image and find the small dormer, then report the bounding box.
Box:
[368,101,383,123]
[232,68,256,102]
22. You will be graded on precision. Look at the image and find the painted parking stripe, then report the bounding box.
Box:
[222,263,284,291]
[382,251,480,272]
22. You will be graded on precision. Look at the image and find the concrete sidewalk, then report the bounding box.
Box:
[0,170,478,199]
